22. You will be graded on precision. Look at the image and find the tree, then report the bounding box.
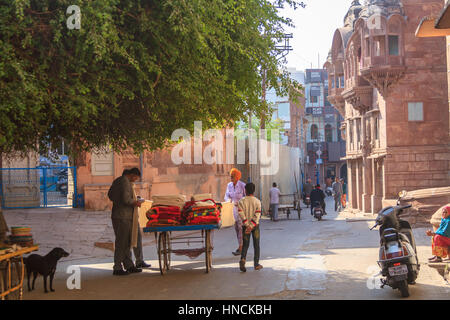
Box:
[0,0,304,157]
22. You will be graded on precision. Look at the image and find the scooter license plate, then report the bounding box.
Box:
[388,265,408,276]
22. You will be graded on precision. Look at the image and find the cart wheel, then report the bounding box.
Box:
[158,233,167,275]
[205,230,212,273]
[0,264,5,300]
[165,232,171,270]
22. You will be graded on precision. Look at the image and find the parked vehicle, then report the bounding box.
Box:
[303,193,311,208]
[369,190,420,298]
[312,201,324,221]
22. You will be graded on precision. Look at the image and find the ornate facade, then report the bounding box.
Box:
[324,0,449,214]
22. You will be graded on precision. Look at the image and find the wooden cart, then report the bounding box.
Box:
[143,224,219,275]
[0,245,39,300]
[271,193,301,220]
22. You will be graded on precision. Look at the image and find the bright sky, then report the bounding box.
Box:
[280,0,355,71]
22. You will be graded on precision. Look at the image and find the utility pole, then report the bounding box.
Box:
[251,32,293,201]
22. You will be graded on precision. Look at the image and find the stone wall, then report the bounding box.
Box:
[76,134,234,210]
[398,186,450,227]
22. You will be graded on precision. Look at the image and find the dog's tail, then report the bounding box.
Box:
[23,256,28,265]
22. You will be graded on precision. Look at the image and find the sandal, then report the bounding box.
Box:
[428,256,437,261]
[429,256,443,263]
[239,259,246,272]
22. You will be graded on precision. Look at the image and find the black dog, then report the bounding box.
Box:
[24,247,70,293]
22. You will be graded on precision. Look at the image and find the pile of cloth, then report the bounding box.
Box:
[145,194,222,227]
[151,194,186,209]
[181,199,221,225]
[146,206,182,226]
[9,227,34,247]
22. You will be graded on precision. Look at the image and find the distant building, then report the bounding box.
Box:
[324,0,449,214]
[304,68,346,186]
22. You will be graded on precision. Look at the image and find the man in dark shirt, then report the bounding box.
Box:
[310,184,326,216]
[108,168,143,276]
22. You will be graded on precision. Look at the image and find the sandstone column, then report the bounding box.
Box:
[362,157,373,214]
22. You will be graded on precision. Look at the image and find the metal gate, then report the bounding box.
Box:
[0,167,77,209]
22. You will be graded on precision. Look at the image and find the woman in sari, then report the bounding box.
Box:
[426,205,450,263]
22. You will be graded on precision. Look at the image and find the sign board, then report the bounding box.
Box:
[316,158,323,164]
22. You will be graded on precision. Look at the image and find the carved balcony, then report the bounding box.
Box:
[327,87,345,117]
[342,85,373,115]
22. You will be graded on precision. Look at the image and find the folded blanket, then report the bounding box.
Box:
[181,199,221,225]
[146,206,181,220]
[192,193,213,201]
[189,216,220,225]
[152,194,186,208]
[146,219,180,227]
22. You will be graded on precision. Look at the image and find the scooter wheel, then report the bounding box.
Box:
[398,280,409,298]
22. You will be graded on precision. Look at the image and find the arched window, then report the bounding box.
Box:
[325,124,333,142]
[310,124,318,140]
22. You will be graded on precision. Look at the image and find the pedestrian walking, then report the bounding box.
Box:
[224,168,246,256]
[108,168,143,276]
[341,178,347,208]
[269,183,281,221]
[238,182,263,272]
[332,178,343,212]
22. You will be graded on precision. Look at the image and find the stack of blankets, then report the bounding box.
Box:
[146,206,182,226]
[145,195,221,227]
[181,200,221,225]
[9,227,34,247]
[151,194,186,209]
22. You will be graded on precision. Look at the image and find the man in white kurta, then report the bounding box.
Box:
[224,168,246,256]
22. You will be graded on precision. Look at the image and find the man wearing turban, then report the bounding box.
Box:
[224,168,246,256]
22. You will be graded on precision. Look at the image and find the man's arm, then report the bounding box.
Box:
[224,184,232,202]
[121,178,136,207]
[238,200,249,227]
[251,200,262,227]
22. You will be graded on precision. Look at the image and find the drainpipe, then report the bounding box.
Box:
[140,153,144,182]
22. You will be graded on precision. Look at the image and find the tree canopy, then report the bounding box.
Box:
[0,0,304,157]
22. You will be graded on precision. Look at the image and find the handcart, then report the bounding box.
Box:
[0,245,39,300]
[273,193,301,220]
[143,224,219,275]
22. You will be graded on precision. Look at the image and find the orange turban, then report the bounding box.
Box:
[230,168,241,180]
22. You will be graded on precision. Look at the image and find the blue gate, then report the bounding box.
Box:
[0,166,77,209]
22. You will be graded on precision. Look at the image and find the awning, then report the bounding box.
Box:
[416,4,450,38]
[436,1,450,29]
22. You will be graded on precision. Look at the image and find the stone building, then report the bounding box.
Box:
[76,138,233,211]
[324,0,449,214]
[303,68,346,186]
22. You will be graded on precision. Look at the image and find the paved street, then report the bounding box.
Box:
[3,197,449,300]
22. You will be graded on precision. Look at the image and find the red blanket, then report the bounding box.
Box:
[146,219,180,227]
[189,216,220,225]
[146,206,181,220]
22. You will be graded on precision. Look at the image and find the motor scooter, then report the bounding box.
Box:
[369,190,420,298]
[312,201,324,221]
[303,193,311,208]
